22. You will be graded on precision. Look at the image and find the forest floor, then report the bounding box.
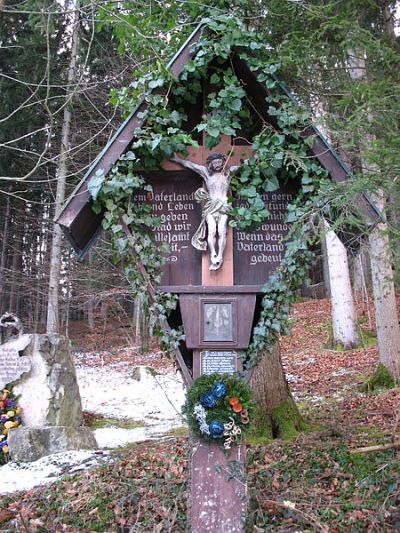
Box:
[0,297,399,532]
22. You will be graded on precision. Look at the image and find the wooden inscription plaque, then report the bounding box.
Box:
[233,182,300,285]
[133,171,202,286]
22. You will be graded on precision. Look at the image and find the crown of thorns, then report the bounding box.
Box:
[206,153,226,165]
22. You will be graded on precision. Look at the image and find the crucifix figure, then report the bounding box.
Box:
[172,153,240,270]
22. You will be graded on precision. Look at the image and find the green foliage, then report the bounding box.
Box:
[248,441,400,531]
[85,416,145,431]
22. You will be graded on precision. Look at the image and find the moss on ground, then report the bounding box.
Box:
[87,416,146,430]
[246,408,274,445]
[271,400,309,440]
[360,363,395,392]
[247,401,309,444]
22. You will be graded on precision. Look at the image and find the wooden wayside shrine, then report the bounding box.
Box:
[58,24,380,533]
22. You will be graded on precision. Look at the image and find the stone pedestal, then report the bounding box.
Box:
[8,426,97,462]
[191,439,247,533]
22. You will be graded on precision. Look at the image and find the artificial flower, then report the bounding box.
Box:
[209,420,224,438]
[212,382,227,399]
[200,393,217,408]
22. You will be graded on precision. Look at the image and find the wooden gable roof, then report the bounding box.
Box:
[58,24,380,257]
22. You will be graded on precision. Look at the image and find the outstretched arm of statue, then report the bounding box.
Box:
[172,154,209,180]
[229,158,252,176]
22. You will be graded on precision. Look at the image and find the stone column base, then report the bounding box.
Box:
[7,426,98,462]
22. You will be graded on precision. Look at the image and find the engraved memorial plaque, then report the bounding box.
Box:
[0,345,31,388]
[133,171,202,286]
[203,302,233,342]
[201,350,237,375]
[233,182,300,285]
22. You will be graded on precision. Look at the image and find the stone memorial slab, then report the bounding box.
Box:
[0,335,31,388]
[201,350,237,375]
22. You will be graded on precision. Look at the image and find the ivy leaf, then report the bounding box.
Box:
[207,126,220,138]
[88,170,105,200]
[196,123,207,132]
[151,136,161,151]
[210,73,220,84]
[230,98,242,111]
[111,224,122,234]
[148,78,164,89]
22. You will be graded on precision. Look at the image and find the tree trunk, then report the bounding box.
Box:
[8,224,23,314]
[369,205,400,380]
[0,193,11,313]
[348,41,400,380]
[249,343,306,440]
[87,252,95,331]
[324,220,359,349]
[46,0,80,333]
[321,233,331,298]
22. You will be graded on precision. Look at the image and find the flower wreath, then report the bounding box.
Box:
[0,387,22,463]
[182,373,255,449]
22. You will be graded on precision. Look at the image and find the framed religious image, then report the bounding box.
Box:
[201,299,236,343]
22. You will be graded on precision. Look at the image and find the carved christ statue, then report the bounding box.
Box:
[172,153,240,270]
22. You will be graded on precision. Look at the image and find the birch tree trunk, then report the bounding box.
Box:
[46,0,80,333]
[324,220,359,349]
[348,36,400,380]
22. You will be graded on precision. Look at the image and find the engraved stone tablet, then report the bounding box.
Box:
[201,350,237,375]
[203,303,233,342]
[0,336,31,388]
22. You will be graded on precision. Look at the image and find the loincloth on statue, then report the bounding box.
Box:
[191,188,231,251]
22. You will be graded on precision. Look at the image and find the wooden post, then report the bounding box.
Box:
[191,441,247,533]
[189,133,247,533]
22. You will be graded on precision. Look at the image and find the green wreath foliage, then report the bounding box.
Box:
[182,373,255,447]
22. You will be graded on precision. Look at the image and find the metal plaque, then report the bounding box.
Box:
[201,350,237,375]
[203,302,233,342]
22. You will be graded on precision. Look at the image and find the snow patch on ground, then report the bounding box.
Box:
[0,360,186,495]
[0,451,112,495]
[76,364,185,431]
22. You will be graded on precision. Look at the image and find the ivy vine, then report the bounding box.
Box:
[89,15,329,371]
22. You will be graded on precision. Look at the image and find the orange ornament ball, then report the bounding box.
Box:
[232,403,243,413]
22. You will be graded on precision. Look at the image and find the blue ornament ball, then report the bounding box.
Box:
[212,382,227,399]
[209,419,224,438]
[200,393,217,408]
